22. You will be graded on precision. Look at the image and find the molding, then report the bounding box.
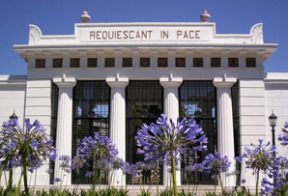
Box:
[213,74,237,88]
[53,76,76,88]
[160,74,183,88]
[106,74,129,88]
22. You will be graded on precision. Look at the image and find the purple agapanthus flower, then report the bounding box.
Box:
[0,117,56,194]
[0,118,56,172]
[135,114,208,165]
[72,132,130,185]
[261,156,288,195]
[186,163,205,173]
[278,121,288,146]
[59,155,71,173]
[202,152,231,174]
[236,140,275,174]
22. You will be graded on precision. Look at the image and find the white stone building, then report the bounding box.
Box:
[1,10,288,190]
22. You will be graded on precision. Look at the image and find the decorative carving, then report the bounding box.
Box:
[250,23,263,44]
[28,24,42,45]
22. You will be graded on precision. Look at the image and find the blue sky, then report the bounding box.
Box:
[0,0,287,74]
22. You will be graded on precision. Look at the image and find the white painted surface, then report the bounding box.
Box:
[160,76,183,186]
[106,76,129,186]
[213,76,236,187]
[53,77,76,186]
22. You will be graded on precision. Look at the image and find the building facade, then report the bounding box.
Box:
[1,11,288,189]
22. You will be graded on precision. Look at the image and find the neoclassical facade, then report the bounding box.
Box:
[1,11,288,190]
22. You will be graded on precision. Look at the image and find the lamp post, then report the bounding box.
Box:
[7,111,18,190]
[269,112,277,195]
[269,112,277,147]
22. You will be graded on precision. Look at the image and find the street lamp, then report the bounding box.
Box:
[269,112,277,146]
[9,111,18,120]
[269,112,278,194]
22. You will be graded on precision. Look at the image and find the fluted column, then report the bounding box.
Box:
[106,75,129,186]
[53,77,76,185]
[160,75,183,186]
[213,76,237,188]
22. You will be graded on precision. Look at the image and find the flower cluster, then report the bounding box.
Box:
[59,155,71,174]
[261,156,288,195]
[136,114,208,164]
[278,121,288,146]
[202,152,231,175]
[236,140,275,174]
[0,118,56,172]
[260,122,288,195]
[72,132,120,180]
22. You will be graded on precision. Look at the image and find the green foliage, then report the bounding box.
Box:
[34,189,77,196]
[205,192,217,196]
[159,189,195,196]
[138,189,152,196]
[80,188,128,196]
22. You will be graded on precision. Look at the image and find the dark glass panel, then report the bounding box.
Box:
[175,58,186,67]
[87,58,97,68]
[193,58,203,67]
[50,82,59,184]
[52,58,63,68]
[140,57,150,67]
[228,58,239,67]
[211,57,221,68]
[105,58,115,67]
[246,57,256,67]
[231,82,240,185]
[35,59,46,68]
[70,58,80,68]
[126,81,163,185]
[123,57,133,67]
[179,81,216,185]
[158,57,168,67]
[72,81,110,184]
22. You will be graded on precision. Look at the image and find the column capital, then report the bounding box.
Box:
[106,75,129,88]
[213,76,237,88]
[160,76,183,88]
[53,77,76,88]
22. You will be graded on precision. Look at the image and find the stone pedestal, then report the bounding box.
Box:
[160,76,183,186]
[213,76,237,187]
[106,76,129,186]
[53,77,76,185]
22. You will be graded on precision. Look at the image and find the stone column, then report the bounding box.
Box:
[106,75,129,186]
[213,76,237,187]
[160,75,183,186]
[53,77,76,185]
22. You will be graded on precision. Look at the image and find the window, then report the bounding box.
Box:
[246,58,256,67]
[158,57,168,67]
[175,58,185,67]
[52,58,63,68]
[49,83,59,184]
[72,81,110,184]
[105,58,115,67]
[123,58,133,67]
[87,58,97,68]
[228,58,239,67]
[70,58,80,68]
[35,59,45,68]
[126,81,163,185]
[211,58,221,67]
[193,58,203,67]
[179,81,216,185]
[231,82,241,185]
[140,57,150,67]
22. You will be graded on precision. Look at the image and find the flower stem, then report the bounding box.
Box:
[22,160,29,195]
[256,169,260,196]
[218,173,224,195]
[170,156,178,196]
